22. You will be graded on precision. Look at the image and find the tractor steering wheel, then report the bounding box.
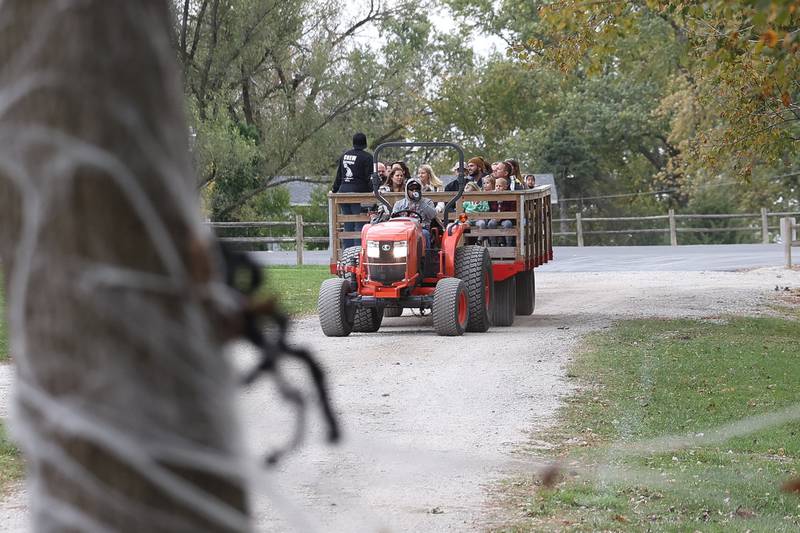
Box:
[391,209,422,220]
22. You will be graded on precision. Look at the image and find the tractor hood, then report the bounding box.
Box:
[364,218,419,242]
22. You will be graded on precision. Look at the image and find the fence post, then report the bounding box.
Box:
[575,212,584,247]
[669,209,677,246]
[761,207,769,244]
[295,214,304,266]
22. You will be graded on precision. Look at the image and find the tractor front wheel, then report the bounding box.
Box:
[339,245,361,287]
[318,278,354,337]
[493,276,516,327]
[432,278,469,336]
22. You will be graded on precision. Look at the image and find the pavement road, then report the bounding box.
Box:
[252,244,787,272]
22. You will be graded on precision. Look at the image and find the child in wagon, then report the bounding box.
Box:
[463,180,490,245]
[489,176,516,247]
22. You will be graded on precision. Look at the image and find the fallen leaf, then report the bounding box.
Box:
[762,29,778,47]
[735,506,756,518]
[540,464,562,488]
[781,478,800,494]
[612,514,628,523]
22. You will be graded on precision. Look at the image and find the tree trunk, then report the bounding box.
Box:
[0,1,249,531]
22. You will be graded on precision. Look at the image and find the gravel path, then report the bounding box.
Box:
[1,267,799,532]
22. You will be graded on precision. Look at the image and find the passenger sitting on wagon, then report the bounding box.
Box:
[524,174,536,189]
[380,168,406,193]
[392,177,438,250]
[463,181,490,245]
[488,176,516,247]
[504,158,524,190]
[445,157,485,191]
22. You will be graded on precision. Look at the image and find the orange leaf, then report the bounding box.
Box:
[762,29,778,47]
[782,92,792,107]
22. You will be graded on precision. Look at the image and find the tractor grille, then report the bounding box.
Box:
[367,263,406,284]
[366,241,406,284]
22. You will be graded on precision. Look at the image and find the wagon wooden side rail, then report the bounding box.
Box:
[328,186,553,275]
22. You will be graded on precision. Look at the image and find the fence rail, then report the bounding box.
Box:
[209,208,800,265]
[554,208,800,247]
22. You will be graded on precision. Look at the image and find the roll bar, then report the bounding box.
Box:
[371,141,466,227]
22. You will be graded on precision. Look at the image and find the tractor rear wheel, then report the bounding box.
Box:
[384,307,403,317]
[515,269,535,315]
[318,278,354,337]
[432,277,469,336]
[454,245,493,332]
[493,276,516,327]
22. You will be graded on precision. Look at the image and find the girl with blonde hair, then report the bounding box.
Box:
[417,164,444,192]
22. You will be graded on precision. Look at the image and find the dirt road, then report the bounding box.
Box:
[2,268,799,532]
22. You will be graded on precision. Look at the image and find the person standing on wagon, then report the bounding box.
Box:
[332,132,374,248]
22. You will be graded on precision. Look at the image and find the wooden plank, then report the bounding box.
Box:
[673,213,759,220]
[328,194,337,263]
[676,227,762,233]
[338,214,372,222]
[209,221,293,228]
[546,199,553,261]
[295,214,303,266]
[582,228,669,235]
[576,213,584,247]
[534,197,541,265]
[761,207,769,244]
[217,237,295,243]
[782,218,793,268]
[582,215,670,222]
[487,247,517,259]
[462,212,520,221]
[467,229,518,236]
[669,209,677,246]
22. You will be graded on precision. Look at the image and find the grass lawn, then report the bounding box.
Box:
[0,423,22,495]
[261,265,332,316]
[499,316,800,532]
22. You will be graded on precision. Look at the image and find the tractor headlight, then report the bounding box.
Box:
[367,240,380,258]
[393,240,408,258]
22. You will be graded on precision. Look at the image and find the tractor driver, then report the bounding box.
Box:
[391,177,438,250]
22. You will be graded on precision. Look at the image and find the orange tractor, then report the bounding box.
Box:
[319,142,553,336]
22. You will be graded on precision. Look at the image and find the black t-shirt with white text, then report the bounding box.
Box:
[332,148,374,193]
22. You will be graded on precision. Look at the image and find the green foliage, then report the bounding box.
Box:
[500,316,800,531]
[179,0,467,220]
[523,0,800,178]
[196,115,265,220]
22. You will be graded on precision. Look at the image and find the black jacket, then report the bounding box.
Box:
[332,148,374,193]
[445,175,482,192]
